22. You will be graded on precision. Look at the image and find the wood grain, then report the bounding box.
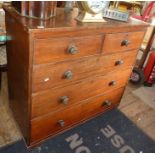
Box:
[3,4,148,147]
[32,51,137,92]
[3,6,148,35]
[103,31,145,53]
[34,34,103,64]
[5,12,30,143]
[12,1,57,19]
[31,87,125,144]
[32,69,131,118]
[82,87,125,119]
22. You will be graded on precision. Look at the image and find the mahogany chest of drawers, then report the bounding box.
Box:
[4,5,147,147]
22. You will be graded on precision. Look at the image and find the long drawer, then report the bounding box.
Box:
[30,87,124,144]
[82,87,124,119]
[32,51,137,92]
[34,34,103,64]
[32,69,131,118]
[103,31,145,53]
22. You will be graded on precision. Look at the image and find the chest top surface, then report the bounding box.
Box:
[3,5,148,33]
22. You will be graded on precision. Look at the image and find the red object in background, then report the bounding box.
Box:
[131,2,155,22]
[144,52,155,86]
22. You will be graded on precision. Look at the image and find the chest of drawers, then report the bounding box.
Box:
[4,6,147,147]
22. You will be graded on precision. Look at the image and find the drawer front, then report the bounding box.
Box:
[32,69,131,118]
[31,87,124,144]
[103,31,145,53]
[32,51,137,92]
[31,103,83,144]
[34,35,103,64]
[82,87,124,119]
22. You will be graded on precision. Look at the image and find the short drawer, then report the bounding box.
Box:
[32,51,137,92]
[31,69,131,118]
[30,87,124,144]
[103,31,145,53]
[34,35,103,64]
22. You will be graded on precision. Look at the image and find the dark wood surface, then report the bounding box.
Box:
[5,11,30,143]
[31,87,124,144]
[103,31,145,53]
[3,5,148,32]
[32,69,131,118]
[11,1,57,19]
[34,34,103,64]
[32,51,137,92]
[3,4,148,147]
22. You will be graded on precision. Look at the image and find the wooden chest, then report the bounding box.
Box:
[3,5,147,147]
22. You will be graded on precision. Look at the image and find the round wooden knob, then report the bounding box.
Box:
[64,70,73,79]
[58,120,65,127]
[102,100,112,106]
[68,44,78,54]
[115,60,124,66]
[60,96,69,105]
[121,40,130,46]
[109,80,116,86]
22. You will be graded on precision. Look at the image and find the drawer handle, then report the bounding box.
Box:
[115,60,124,66]
[68,44,78,54]
[102,100,112,106]
[64,70,73,80]
[60,96,69,105]
[109,80,116,86]
[58,120,65,127]
[121,40,130,46]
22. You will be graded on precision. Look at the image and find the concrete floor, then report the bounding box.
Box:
[0,73,21,148]
[119,83,155,141]
[0,72,155,148]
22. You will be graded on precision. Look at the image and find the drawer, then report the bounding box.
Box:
[103,31,145,53]
[32,69,131,118]
[31,103,83,144]
[34,35,103,64]
[82,87,124,119]
[31,87,124,144]
[32,51,137,92]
